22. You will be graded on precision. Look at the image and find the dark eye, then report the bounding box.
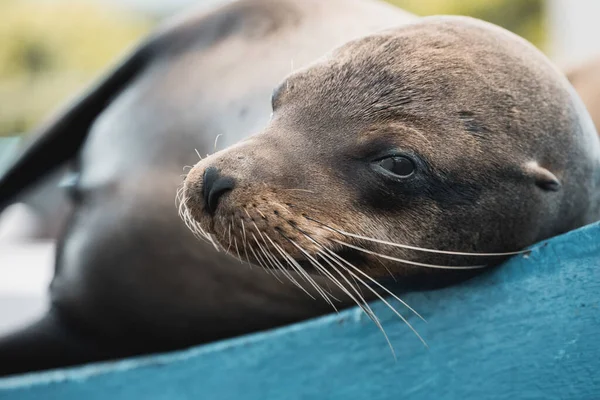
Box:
[377,156,415,177]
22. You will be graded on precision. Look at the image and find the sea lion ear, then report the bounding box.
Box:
[523,161,561,191]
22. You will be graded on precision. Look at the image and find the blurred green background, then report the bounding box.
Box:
[0,0,545,138]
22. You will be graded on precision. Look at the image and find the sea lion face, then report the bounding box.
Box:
[182,16,600,280]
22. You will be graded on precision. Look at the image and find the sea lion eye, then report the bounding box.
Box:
[377,156,415,177]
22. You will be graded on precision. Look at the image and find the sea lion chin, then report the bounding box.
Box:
[182,16,600,281]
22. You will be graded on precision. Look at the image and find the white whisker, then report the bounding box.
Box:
[284,237,397,353]
[271,241,332,303]
[323,247,425,323]
[332,251,428,347]
[295,230,425,323]
[250,234,283,282]
[280,189,315,194]
[316,249,396,356]
[305,216,528,257]
[226,223,233,254]
[260,234,316,299]
[207,233,222,252]
[214,134,223,152]
[285,239,341,309]
[240,219,252,268]
[332,239,486,270]
[233,237,242,264]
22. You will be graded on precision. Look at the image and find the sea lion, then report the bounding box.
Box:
[181,16,600,303]
[0,0,416,376]
[566,55,600,131]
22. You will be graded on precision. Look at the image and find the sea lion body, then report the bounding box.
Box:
[0,0,416,376]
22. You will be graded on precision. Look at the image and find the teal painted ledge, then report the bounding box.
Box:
[1,222,599,399]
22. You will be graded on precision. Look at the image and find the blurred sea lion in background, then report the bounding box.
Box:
[0,0,416,376]
[565,55,600,131]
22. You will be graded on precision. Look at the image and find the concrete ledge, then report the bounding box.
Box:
[0,221,598,399]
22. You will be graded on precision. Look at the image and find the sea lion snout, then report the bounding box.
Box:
[202,167,236,215]
[182,161,237,221]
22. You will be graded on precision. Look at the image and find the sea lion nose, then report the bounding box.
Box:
[202,167,235,215]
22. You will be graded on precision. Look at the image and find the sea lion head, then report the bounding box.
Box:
[181,16,600,282]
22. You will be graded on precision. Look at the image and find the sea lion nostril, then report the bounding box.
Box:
[202,167,235,215]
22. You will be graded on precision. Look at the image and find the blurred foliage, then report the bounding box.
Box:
[388,0,546,50]
[0,0,545,137]
[0,0,153,136]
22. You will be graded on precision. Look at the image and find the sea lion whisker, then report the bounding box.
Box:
[293,228,425,323]
[251,223,319,297]
[175,185,184,207]
[270,240,322,300]
[284,237,395,352]
[262,234,316,299]
[274,230,342,302]
[192,221,212,244]
[308,250,377,316]
[332,239,486,270]
[226,223,233,254]
[304,216,528,257]
[271,241,332,303]
[175,187,209,243]
[240,219,252,268]
[323,246,426,323]
[213,134,223,152]
[328,250,427,348]
[233,237,242,264]
[315,249,397,356]
[252,233,284,278]
[176,190,195,232]
[181,209,212,245]
[250,224,297,281]
[207,233,222,252]
[249,235,279,280]
[188,213,213,244]
[284,238,340,309]
[313,242,427,346]
[248,233,272,272]
[313,248,378,317]
[252,227,294,279]
[256,209,266,219]
[280,189,315,194]
[194,149,203,160]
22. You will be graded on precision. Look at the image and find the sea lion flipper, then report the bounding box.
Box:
[0,41,152,211]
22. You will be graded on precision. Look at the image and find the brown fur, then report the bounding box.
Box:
[184,16,600,279]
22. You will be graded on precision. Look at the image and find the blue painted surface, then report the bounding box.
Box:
[0,220,599,399]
